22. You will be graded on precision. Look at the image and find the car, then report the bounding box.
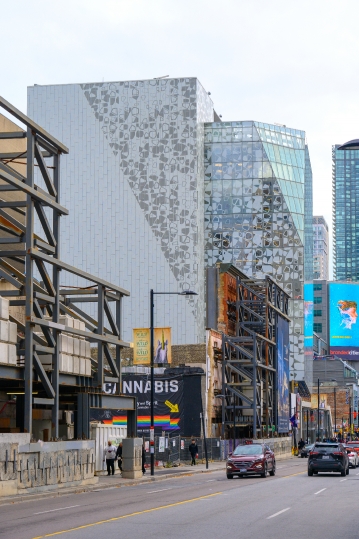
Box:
[226,443,275,479]
[345,446,359,468]
[307,442,349,476]
[344,441,359,456]
[300,443,314,458]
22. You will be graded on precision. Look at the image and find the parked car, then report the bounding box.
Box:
[308,442,349,476]
[345,446,359,468]
[300,443,314,458]
[226,443,275,479]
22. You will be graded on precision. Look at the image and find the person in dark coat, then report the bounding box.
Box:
[116,442,123,472]
[298,438,305,451]
[142,443,146,474]
[189,439,198,465]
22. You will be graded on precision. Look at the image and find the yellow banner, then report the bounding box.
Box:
[133,328,151,365]
[133,327,172,365]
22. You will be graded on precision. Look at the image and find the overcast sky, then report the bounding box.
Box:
[2,0,358,276]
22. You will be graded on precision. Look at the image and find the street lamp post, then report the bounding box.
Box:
[150,289,197,476]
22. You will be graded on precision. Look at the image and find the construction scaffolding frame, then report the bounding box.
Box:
[0,96,132,436]
[221,275,290,439]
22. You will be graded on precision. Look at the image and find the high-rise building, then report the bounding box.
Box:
[313,216,329,280]
[204,121,313,384]
[333,140,359,281]
[28,78,215,345]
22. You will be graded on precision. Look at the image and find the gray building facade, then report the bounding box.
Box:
[28,78,214,344]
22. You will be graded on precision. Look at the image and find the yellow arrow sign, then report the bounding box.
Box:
[165,400,179,413]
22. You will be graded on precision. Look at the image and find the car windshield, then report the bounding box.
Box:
[232,444,263,456]
[304,444,313,449]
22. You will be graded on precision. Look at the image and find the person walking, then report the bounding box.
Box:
[116,442,123,473]
[142,443,146,474]
[103,440,117,476]
[189,439,198,466]
[298,438,305,451]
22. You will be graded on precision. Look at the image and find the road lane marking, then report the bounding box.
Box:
[356,473,359,476]
[267,507,291,519]
[314,488,326,495]
[340,479,347,482]
[34,505,80,515]
[31,492,222,538]
[206,479,215,482]
[147,488,172,493]
[281,471,305,478]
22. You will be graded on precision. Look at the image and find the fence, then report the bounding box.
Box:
[142,436,292,465]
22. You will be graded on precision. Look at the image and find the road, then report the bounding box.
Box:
[0,458,357,539]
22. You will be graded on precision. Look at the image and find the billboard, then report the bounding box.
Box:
[304,283,313,348]
[277,315,290,433]
[133,327,172,365]
[329,283,359,360]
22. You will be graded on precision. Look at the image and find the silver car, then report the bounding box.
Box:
[346,447,359,468]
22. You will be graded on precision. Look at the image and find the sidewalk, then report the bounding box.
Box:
[0,462,225,507]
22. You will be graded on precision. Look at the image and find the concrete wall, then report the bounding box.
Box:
[0,435,97,496]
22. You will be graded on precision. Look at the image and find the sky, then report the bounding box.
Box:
[2,0,359,277]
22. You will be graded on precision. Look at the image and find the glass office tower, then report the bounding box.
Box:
[204,121,313,384]
[333,140,359,281]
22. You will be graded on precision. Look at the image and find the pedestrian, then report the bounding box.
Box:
[103,440,117,476]
[116,442,123,473]
[142,443,146,474]
[298,438,305,451]
[189,439,198,466]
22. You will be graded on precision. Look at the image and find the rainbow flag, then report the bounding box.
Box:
[102,415,180,431]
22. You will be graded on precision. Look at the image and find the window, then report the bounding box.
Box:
[314,323,322,332]
[314,310,322,317]
[313,283,322,291]
[314,297,322,304]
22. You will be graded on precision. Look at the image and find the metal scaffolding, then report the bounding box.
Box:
[0,96,134,437]
[221,275,290,439]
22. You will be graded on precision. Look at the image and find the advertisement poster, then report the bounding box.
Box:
[123,374,183,435]
[329,283,359,360]
[159,437,165,452]
[304,283,313,348]
[277,316,290,433]
[133,328,172,365]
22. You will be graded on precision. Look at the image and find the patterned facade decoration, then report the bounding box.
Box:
[204,121,313,384]
[28,79,214,344]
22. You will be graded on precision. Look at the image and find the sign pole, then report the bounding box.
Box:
[150,289,155,476]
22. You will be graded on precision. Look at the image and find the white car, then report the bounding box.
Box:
[346,448,359,468]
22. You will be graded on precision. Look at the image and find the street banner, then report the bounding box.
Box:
[277,315,290,433]
[133,327,172,365]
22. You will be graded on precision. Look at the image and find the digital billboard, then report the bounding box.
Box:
[277,315,290,433]
[329,283,359,360]
[304,283,314,348]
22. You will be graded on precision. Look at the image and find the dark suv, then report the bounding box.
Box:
[308,442,349,476]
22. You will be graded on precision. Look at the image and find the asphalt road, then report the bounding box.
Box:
[0,458,357,539]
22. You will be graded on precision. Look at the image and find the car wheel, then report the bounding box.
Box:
[301,454,304,458]
[308,469,313,476]
[269,461,276,476]
[346,466,349,475]
[260,464,268,478]
[226,474,233,479]
[341,469,346,476]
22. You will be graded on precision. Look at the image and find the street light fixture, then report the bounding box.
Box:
[149,289,197,476]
